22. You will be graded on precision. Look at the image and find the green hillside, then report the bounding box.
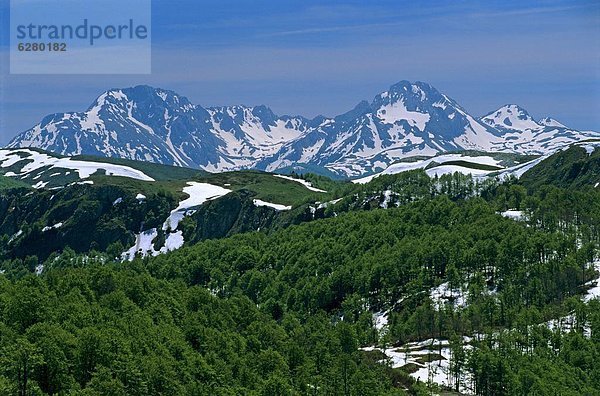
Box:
[72,154,207,181]
[520,144,600,190]
[0,175,30,191]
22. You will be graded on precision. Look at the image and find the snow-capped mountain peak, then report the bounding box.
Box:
[8,81,600,178]
[480,104,541,132]
[538,117,567,128]
[478,104,598,155]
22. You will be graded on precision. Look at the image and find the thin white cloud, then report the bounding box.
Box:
[256,21,406,38]
[467,4,587,18]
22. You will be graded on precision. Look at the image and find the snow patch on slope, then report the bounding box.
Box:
[354,154,503,184]
[253,199,291,211]
[362,339,472,393]
[583,261,600,302]
[0,149,154,184]
[166,182,232,230]
[274,174,327,192]
[430,282,468,309]
[123,182,231,260]
[500,210,525,220]
[42,222,63,232]
[376,99,430,131]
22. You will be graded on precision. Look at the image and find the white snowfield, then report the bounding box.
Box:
[425,164,491,178]
[122,228,159,261]
[0,148,154,187]
[274,174,327,192]
[123,182,231,260]
[207,107,306,163]
[583,261,600,303]
[42,222,63,232]
[253,199,292,211]
[574,140,600,155]
[376,99,430,131]
[318,198,343,209]
[500,210,525,221]
[362,338,473,394]
[495,155,549,179]
[429,282,468,309]
[582,145,596,155]
[373,311,389,332]
[166,182,232,230]
[353,153,503,184]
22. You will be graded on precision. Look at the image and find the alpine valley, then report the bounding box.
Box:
[9,81,600,178]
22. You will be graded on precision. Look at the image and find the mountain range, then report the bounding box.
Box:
[8,81,599,177]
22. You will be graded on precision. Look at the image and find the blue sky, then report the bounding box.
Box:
[1,0,599,144]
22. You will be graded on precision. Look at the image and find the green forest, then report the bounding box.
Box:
[0,158,599,395]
